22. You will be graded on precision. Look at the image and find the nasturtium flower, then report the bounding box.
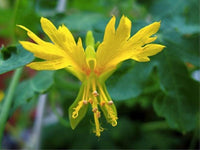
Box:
[18,16,165,136]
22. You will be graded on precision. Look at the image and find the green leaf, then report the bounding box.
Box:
[162,31,200,67]
[12,71,55,112]
[58,12,105,32]
[12,80,34,111]
[31,71,55,93]
[149,0,189,19]
[153,53,199,133]
[0,45,34,74]
[148,0,199,132]
[184,0,200,24]
[107,61,156,100]
[169,16,200,35]
[68,83,89,129]
[134,125,181,148]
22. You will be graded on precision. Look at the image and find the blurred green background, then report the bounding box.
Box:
[0,0,199,149]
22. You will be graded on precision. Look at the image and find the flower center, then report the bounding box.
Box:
[71,73,118,136]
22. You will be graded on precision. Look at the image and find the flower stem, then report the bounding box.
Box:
[0,67,23,148]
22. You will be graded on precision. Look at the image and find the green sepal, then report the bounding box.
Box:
[68,83,89,129]
[98,82,118,125]
[85,31,95,48]
[85,46,96,70]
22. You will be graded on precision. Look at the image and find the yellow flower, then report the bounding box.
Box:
[18,16,165,136]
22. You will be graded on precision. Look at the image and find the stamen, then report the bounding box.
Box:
[107,100,113,105]
[72,101,84,119]
[112,120,117,126]
[96,111,101,118]
[92,107,98,113]
[83,100,88,105]
[105,105,118,127]
[88,98,93,104]
[97,82,118,127]
[100,101,106,106]
[93,110,104,137]
[92,90,99,97]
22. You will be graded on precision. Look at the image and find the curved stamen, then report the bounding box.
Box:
[105,104,118,126]
[93,110,104,137]
[97,82,118,126]
[72,100,84,118]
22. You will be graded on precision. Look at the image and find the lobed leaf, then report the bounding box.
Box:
[107,61,157,100]
[11,71,55,112]
[153,52,199,133]
[31,71,55,93]
[0,45,34,74]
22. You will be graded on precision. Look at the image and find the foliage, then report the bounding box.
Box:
[0,45,34,74]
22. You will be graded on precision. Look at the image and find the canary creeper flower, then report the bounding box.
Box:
[18,16,165,136]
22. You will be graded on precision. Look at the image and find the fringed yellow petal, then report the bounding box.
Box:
[116,15,131,41]
[58,24,76,46]
[40,17,61,46]
[131,44,165,62]
[65,37,89,79]
[66,37,89,78]
[27,58,68,70]
[132,56,150,62]
[96,17,164,75]
[103,16,116,42]
[129,21,161,46]
[17,25,45,44]
[141,44,165,56]
[18,18,88,79]
[96,16,132,74]
[40,18,88,77]
[19,41,65,60]
[40,17,76,51]
[75,38,87,68]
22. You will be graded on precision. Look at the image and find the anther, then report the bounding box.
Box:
[112,120,117,127]
[83,100,88,105]
[92,90,99,97]
[92,107,98,113]
[72,111,78,118]
[88,98,93,104]
[72,101,83,119]
[100,101,106,106]
[107,100,113,105]
[96,111,101,118]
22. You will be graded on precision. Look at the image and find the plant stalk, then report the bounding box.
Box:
[0,67,23,148]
